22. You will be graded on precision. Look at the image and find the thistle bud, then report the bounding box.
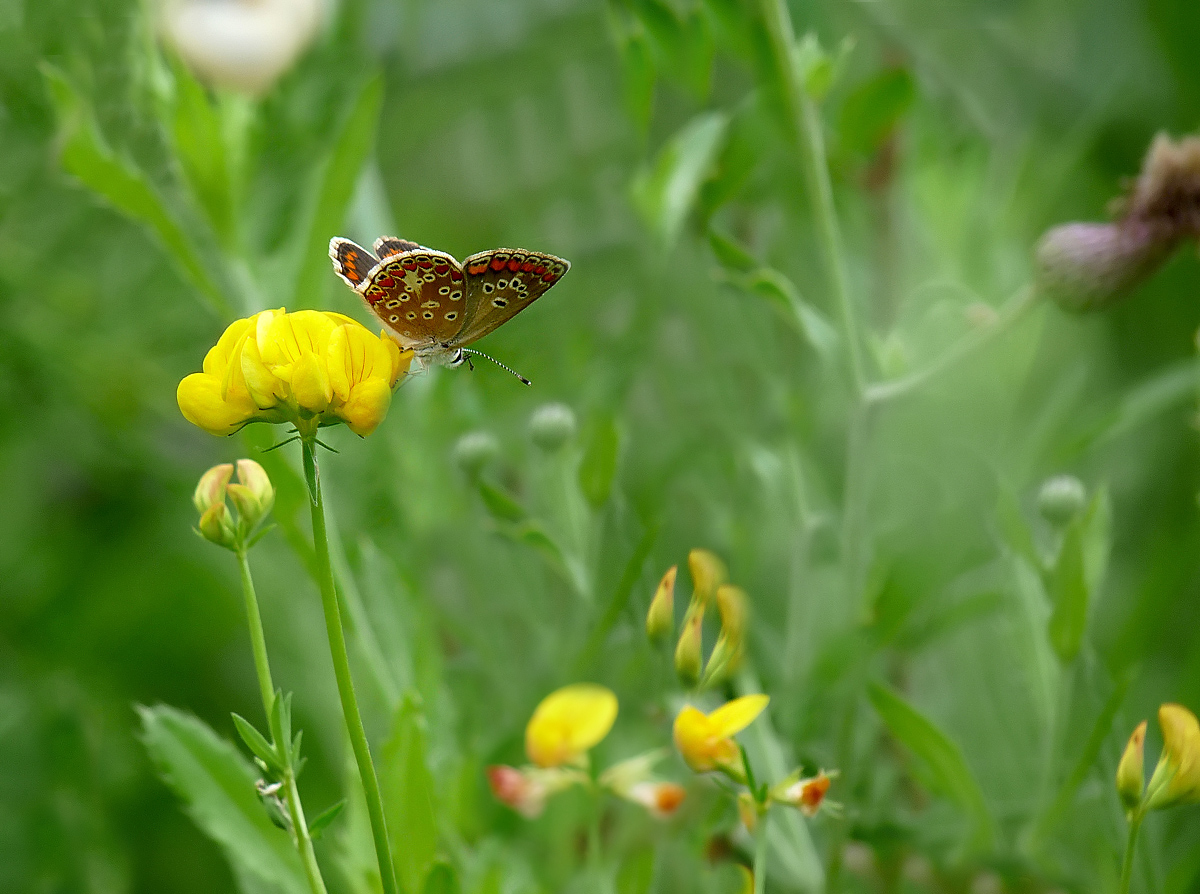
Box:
[646,565,676,644]
[1116,720,1147,813]
[1037,474,1087,527]
[687,549,727,608]
[1035,220,1176,312]
[529,402,577,451]
[451,430,499,478]
[674,611,703,687]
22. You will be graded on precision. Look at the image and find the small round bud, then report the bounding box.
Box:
[674,612,703,688]
[1037,474,1087,526]
[198,501,237,549]
[529,402,577,451]
[451,431,499,478]
[194,463,234,514]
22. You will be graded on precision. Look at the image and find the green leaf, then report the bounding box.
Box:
[421,862,461,894]
[380,695,438,894]
[230,713,280,773]
[477,481,527,523]
[707,229,758,272]
[292,74,384,308]
[632,111,729,247]
[1046,486,1108,662]
[42,65,228,316]
[616,848,655,894]
[139,705,307,894]
[866,683,993,855]
[306,800,345,841]
[578,414,620,508]
[618,28,656,132]
[169,59,235,246]
[838,68,915,157]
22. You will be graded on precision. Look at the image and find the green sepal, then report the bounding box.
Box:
[231,713,281,773]
[307,799,347,841]
[245,524,277,550]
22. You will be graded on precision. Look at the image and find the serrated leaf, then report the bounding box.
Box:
[866,683,993,855]
[421,862,461,894]
[578,414,620,508]
[292,74,383,307]
[477,481,526,523]
[139,705,307,894]
[231,713,280,773]
[42,65,227,315]
[380,696,438,894]
[306,799,345,841]
[632,111,729,247]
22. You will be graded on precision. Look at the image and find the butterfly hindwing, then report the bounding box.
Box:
[359,248,467,347]
[373,236,423,259]
[455,249,570,346]
[329,238,378,289]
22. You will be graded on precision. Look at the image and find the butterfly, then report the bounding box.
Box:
[329,235,570,382]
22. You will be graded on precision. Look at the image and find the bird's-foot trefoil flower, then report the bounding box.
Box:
[673,694,769,782]
[525,683,619,769]
[1144,703,1200,810]
[599,751,687,820]
[178,308,412,439]
[771,769,839,818]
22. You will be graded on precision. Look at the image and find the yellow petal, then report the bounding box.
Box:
[339,379,392,437]
[177,372,257,436]
[1116,720,1147,811]
[688,548,727,606]
[1161,703,1200,802]
[261,309,335,368]
[382,335,411,386]
[526,684,618,768]
[708,694,769,738]
[240,335,286,409]
[202,316,253,376]
[291,350,332,413]
[672,705,715,771]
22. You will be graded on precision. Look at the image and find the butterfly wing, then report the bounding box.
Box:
[373,236,423,259]
[454,249,570,346]
[329,238,378,289]
[358,248,467,349]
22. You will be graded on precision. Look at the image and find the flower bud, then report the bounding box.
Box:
[451,430,499,478]
[194,463,234,514]
[628,781,687,819]
[1116,720,1147,813]
[738,790,759,833]
[529,402,577,451]
[687,549,727,608]
[772,769,835,817]
[703,585,748,686]
[1036,220,1177,312]
[1145,703,1200,810]
[487,765,547,819]
[600,753,687,819]
[198,501,237,549]
[1037,474,1087,527]
[646,565,676,644]
[674,611,703,687]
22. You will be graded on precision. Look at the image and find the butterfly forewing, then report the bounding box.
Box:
[329,238,378,289]
[455,249,570,346]
[373,236,423,259]
[359,248,467,347]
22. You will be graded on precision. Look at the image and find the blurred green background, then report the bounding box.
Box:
[4,0,1200,891]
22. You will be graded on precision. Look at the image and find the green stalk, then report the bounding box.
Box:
[302,438,399,894]
[759,0,866,396]
[1119,810,1143,894]
[753,810,770,894]
[235,548,327,894]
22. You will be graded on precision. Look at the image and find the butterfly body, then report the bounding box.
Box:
[329,235,570,371]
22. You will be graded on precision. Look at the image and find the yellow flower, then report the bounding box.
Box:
[1146,703,1200,809]
[673,694,769,779]
[177,308,412,438]
[525,684,618,768]
[1116,720,1147,812]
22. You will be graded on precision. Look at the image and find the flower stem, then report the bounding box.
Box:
[302,438,399,894]
[759,0,866,397]
[237,549,276,716]
[235,547,327,894]
[1119,811,1143,894]
[753,809,770,894]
